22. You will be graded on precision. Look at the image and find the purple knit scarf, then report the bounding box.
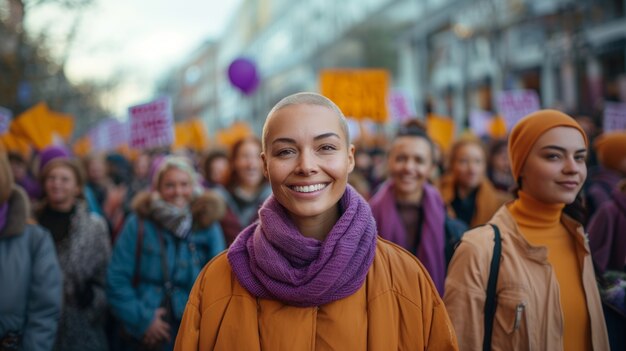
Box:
[228,185,377,307]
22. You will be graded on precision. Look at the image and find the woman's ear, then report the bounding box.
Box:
[261,152,269,178]
[347,144,356,173]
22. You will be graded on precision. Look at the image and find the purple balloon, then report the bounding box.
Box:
[228,58,259,95]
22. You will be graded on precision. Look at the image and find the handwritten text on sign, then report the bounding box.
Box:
[129,97,173,149]
[603,102,626,132]
[496,90,540,130]
[320,69,389,123]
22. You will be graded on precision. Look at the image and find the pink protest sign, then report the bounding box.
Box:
[496,90,540,130]
[129,97,173,149]
[0,106,11,134]
[603,102,626,132]
[387,90,416,123]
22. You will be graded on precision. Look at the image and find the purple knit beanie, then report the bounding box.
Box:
[39,145,71,173]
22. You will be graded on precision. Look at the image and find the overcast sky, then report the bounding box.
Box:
[26,0,242,116]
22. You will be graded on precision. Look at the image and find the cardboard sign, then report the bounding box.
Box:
[496,90,540,130]
[387,90,416,122]
[320,69,389,122]
[426,114,455,152]
[0,106,11,134]
[603,102,626,132]
[129,97,173,149]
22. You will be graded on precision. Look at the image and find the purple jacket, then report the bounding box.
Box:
[588,186,626,273]
[369,181,446,295]
[586,167,623,217]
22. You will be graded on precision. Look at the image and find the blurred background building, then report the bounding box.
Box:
[157,0,626,136]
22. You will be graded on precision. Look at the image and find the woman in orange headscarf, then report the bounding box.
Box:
[444,110,609,350]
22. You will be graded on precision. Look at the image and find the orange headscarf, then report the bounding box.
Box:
[508,110,588,180]
[594,131,626,172]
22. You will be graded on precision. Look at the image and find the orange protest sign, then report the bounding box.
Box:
[0,133,32,160]
[72,135,91,157]
[426,114,455,152]
[9,102,74,150]
[174,119,210,152]
[319,69,389,122]
[489,115,507,139]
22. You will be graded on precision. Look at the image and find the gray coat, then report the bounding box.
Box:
[0,186,63,351]
[36,200,111,351]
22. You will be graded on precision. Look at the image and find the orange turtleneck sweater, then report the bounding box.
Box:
[508,191,591,351]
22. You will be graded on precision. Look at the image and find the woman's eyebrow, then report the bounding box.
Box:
[271,133,341,145]
[540,145,587,153]
[314,132,341,141]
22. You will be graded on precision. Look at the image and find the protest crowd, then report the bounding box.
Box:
[1,90,626,351]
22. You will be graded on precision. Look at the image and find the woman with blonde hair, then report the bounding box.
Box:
[107,155,226,350]
[444,110,609,350]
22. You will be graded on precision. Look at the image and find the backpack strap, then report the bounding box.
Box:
[132,219,144,288]
[483,224,502,351]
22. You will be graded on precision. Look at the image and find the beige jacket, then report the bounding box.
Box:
[444,205,609,351]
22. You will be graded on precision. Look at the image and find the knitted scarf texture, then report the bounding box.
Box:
[228,185,377,307]
[150,196,192,239]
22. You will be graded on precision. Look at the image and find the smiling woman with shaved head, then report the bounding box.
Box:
[174,92,458,351]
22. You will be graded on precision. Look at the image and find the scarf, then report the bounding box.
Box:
[150,196,193,239]
[369,181,446,295]
[0,203,8,233]
[228,185,377,307]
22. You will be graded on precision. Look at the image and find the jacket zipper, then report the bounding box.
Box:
[513,302,526,330]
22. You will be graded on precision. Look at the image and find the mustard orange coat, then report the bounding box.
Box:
[439,176,511,227]
[174,238,458,351]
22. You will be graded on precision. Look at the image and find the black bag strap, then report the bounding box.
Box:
[483,224,502,351]
[131,219,144,288]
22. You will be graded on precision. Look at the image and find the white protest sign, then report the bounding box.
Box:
[496,90,540,130]
[469,109,493,137]
[387,90,417,123]
[0,106,12,134]
[603,102,626,132]
[90,119,129,152]
[129,97,173,149]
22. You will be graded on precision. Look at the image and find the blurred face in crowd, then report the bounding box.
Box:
[452,143,486,191]
[45,165,80,210]
[209,156,229,186]
[86,156,107,184]
[491,147,510,173]
[520,127,587,204]
[158,167,194,208]
[9,159,27,180]
[262,103,355,229]
[388,136,434,203]
[233,140,264,190]
[134,153,151,179]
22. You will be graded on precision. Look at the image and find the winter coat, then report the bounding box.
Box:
[35,200,111,351]
[0,186,62,351]
[585,166,623,218]
[106,191,226,342]
[588,183,626,274]
[444,205,609,351]
[215,184,271,245]
[173,238,459,351]
[439,176,511,228]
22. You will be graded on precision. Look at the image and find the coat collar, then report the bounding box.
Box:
[0,186,30,238]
